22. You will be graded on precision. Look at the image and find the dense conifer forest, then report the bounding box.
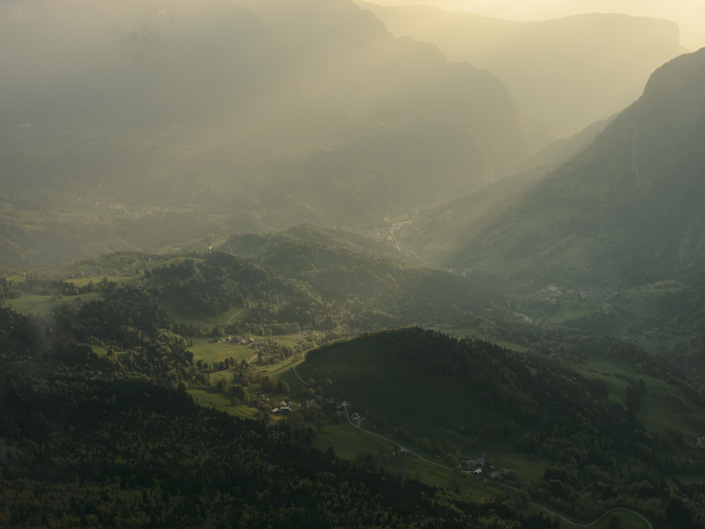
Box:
[0,306,561,529]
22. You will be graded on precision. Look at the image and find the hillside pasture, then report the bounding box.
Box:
[574,355,705,440]
[7,292,104,315]
[296,337,549,480]
[188,339,258,366]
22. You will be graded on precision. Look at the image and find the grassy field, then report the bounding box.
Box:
[88,344,111,357]
[313,422,504,499]
[68,275,144,288]
[187,339,257,366]
[573,355,705,441]
[7,292,105,315]
[188,388,261,419]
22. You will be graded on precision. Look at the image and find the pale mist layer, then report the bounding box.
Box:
[365,0,705,51]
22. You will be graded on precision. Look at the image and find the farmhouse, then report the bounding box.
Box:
[464,457,486,468]
[489,468,511,479]
[350,412,365,425]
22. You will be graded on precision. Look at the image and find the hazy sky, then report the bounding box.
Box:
[369,0,705,51]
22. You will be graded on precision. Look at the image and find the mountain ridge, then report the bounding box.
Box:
[0,0,556,245]
[356,1,687,132]
[448,47,705,286]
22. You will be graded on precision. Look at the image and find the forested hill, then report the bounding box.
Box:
[218,235,506,329]
[3,241,507,347]
[303,328,705,526]
[0,306,561,528]
[4,259,705,525]
[448,47,705,287]
[3,241,505,338]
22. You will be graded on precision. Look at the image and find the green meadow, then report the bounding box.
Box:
[7,292,105,315]
[574,355,705,441]
[187,339,258,366]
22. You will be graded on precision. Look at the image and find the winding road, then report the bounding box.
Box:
[291,363,653,528]
[534,505,651,528]
[295,363,450,471]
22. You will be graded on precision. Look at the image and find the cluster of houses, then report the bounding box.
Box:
[68,268,104,279]
[255,391,519,481]
[301,395,351,411]
[460,457,511,479]
[350,412,366,426]
[270,396,357,417]
[538,285,600,304]
[210,336,263,349]
[271,401,296,414]
[253,397,295,414]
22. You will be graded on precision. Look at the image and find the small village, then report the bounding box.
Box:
[259,387,516,483]
[269,394,352,415]
[209,335,265,350]
[458,457,512,480]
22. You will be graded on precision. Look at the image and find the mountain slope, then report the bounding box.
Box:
[299,327,705,522]
[390,116,615,267]
[0,306,560,529]
[449,48,705,286]
[516,115,617,176]
[357,2,687,132]
[0,0,555,245]
[219,233,507,329]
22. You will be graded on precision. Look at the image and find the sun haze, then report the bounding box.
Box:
[367,0,705,50]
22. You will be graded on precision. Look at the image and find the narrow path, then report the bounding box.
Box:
[529,504,652,529]
[341,403,452,472]
[295,362,458,472]
[227,307,246,325]
[292,363,653,529]
[292,363,307,386]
